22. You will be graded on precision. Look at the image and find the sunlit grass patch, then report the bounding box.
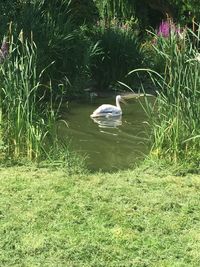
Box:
[0,165,200,266]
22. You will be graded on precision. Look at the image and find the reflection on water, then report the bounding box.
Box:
[91,115,122,129]
[59,97,151,172]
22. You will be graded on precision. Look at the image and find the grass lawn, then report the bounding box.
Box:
[0,164,200,266]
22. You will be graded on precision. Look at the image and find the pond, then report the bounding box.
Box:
[58,96,151,172]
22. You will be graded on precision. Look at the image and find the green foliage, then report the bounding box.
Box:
[0,0,20,35]
[25,1,102,96]
[95,0,200,32]
[0,0,199,168]
[0,1,101,97]
[169,0,200,24]
[91,0,200,30]
[90,24,142,90]
[94,0,135,22]
[140,26,200,166]
[69,0,99,26]
[0,34,59,160]
[0,30,90,166]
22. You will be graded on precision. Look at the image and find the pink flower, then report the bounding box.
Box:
[156,20,181,38]
[157,21,170,37]
[0,38,9,63]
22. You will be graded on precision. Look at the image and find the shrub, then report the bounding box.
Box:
[89,24,142,90]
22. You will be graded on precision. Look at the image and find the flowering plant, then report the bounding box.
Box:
[0,37,9,63]
[156,20,181,38]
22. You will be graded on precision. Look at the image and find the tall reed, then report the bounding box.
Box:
[94,0,134,23]
[0,33,58,161]
[139,25,200,166]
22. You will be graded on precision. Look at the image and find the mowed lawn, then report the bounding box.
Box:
[0,165,200,267]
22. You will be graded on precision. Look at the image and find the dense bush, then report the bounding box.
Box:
[169,0,200,24]
[89,24,142,90]
[1,0,199,98]
[95,0,200,31]
[0,1,100,98]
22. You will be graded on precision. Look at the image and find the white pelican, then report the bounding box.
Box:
[90,95,125,118]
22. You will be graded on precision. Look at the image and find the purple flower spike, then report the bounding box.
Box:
[157,20,182,38]
[157,21,170,38]
[0,38,9,63]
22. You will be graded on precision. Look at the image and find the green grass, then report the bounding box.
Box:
[0,164,200,266]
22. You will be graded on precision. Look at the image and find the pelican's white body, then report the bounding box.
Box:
[90,95,123,118]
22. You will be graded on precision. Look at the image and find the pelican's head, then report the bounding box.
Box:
[116,95,127,104]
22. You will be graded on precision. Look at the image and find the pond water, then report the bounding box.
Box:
[58,97,151,172]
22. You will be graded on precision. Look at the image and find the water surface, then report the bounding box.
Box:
[59,97,150,171]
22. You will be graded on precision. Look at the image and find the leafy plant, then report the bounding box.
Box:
[133,25,200,167]
[90,25,142,90]
[0,33,58,160]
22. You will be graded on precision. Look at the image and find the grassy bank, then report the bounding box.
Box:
[1,164,200,266]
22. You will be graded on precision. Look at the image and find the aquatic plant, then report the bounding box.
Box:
[135,25,200,167]
[129,25,200,168]
[0,33,59,161]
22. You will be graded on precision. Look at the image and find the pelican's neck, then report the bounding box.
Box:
[116,95,121,110]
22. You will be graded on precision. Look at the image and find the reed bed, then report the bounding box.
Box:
[0,34,57,161]
[142,26,200,167]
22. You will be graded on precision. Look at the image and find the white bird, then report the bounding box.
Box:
[90,95,125,118]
